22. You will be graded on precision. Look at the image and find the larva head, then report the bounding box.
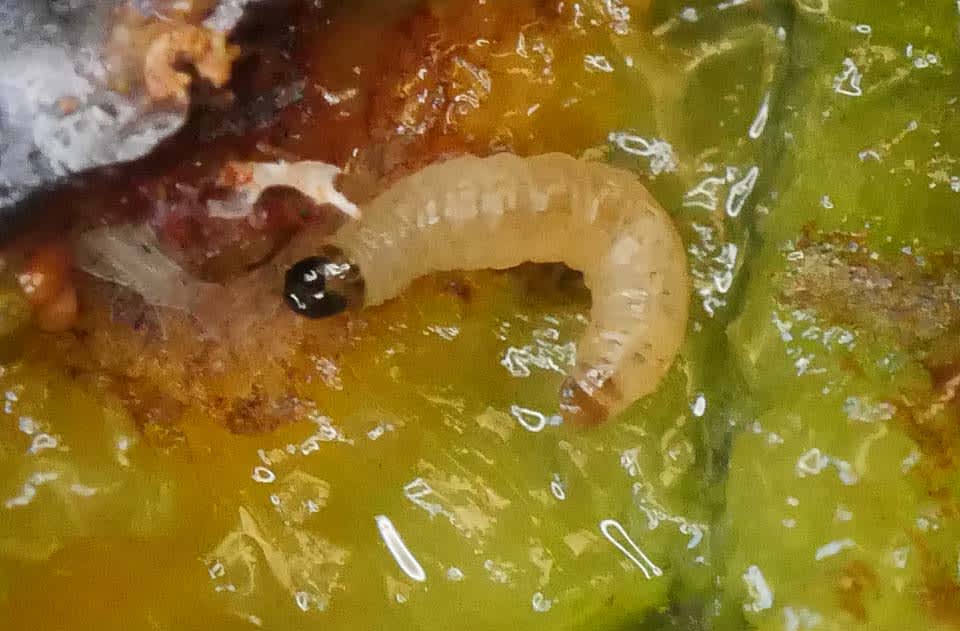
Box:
[283,246,364,318]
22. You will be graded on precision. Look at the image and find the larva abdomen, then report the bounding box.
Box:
[329,153,690,424]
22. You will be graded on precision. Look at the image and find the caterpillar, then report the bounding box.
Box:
[77,153,690,424]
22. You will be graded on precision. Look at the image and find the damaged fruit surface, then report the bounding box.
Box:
[1,1,960,631]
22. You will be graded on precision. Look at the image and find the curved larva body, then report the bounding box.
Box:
[283,153,690,422]
[76,153,689,424]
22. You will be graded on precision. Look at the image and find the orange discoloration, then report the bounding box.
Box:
[924,567,960,629]
[142,24,238,104]
[56,95,81,115]
[106,5,238,104]
[835,560,878,623]
[217,161,255,188]
[911,532,960,629]
[893,362,960,521]
[35,285,79,333]
[18,243,72,307]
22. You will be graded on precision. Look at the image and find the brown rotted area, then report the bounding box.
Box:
[4,0,593,439]
[781,231,960,475]
[782,229,960,629]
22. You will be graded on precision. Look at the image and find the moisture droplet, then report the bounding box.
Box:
[375,514,427,582]
[510,405,550,432]
[748,92,771,140]
[725,166,759,217]
[295,591,310,612]
[531,592,553,612]
[690,394,707,417]
[599,518,662,579]
[833,58,863,96]
[252,466,276,484]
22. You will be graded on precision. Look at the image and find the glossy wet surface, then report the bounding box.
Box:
[1,1,959,629]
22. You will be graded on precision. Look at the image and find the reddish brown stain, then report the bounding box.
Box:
[835,560,878,623]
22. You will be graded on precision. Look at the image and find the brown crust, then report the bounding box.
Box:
[143,24,237,103]
[106,5,239,105]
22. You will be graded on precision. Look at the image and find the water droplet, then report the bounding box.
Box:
[725,166,759,217]
[690,394,707,417]
[550,474,566,500]
[510,405,551,432]
[833,58,863,96]
[742,565,773,612]
[531,591,553,612]
[252,466,276,484]
[748,92,771,139]
[599,518,662,579]
[375,514,427,582]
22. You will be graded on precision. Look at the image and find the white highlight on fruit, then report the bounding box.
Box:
[375,514,427,583]
[599,518,662,579]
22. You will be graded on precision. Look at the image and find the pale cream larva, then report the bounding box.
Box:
[76,153,690,425]
[277,152,690,424]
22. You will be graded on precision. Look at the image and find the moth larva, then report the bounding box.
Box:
[77,153,689,424]
[276,153,690,424]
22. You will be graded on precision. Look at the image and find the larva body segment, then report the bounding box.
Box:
[330,153,689,423]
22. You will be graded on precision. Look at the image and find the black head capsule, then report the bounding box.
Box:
[284,253,363,318]
[284,256,347,318]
